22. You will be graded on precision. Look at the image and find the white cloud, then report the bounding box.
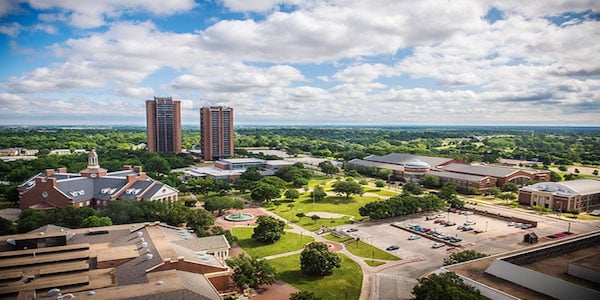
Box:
[171,63,305,92]
[117,86,155,98]
[222,0,282,12]
[0,22,23,37]
[26,0,196,28]
[333,63,398,83]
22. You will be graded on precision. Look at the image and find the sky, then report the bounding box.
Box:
[0,0,599,126]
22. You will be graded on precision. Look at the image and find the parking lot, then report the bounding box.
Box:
[339,204,600,299]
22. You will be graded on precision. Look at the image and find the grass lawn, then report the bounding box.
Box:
[345,240,400,261]
[232,227,314,258]
[365,260,386,267]
[268,192,379,231]
[364,188,398,197]
[268,253,362,300]
[323,234,354,243]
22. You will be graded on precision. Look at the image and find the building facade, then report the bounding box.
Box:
[18,150,178,210]
[200,106,234,161]
[518,179,600,212]
[146,97,182,153]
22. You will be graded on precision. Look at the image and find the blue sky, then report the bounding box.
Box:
[0,0,599,126]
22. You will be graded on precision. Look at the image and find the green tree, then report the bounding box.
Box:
[226,254,277,289]
[300,242,341,276]
[187,208,215,230]
[593,170,599,176]
[17,209,50,233]
[310,214,321,224]
[318,161,339,176]
[296,212,305,221]
[284,189,300,200]
[252,216,286,243]
[250,182,282,202]
[204,196,244,216]
[374,180,386,187]
[502,182,519,192]
[443,250,487,266]
[144,156,170,174]
[331,180,363,198]
[412,272,485,300]
[498,192,517,204]
[439,182,458,201]
[289,291,322,300]
[402,182,423,195]
[260,176,287,190]
[311,186,327,201]
[0,217,16,235]
[81,215,113,228]
[488,187,501,197]
[292,177,309,188]
[420,175,441,188]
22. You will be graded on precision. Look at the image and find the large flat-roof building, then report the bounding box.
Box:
[0,222,232,299]
[146,97,182,153]
[200,106,233,161]
[18,151,178,210]
[519,179,600,212]
[347,153,550,193]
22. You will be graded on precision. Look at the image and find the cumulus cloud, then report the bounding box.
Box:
[222,0,283,12]
[26,0,196,28]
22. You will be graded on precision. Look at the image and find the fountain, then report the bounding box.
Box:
[225,213,254,222]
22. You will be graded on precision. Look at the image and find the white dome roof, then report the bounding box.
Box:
[405,160,430,168]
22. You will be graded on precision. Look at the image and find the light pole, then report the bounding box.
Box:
[485,221,488,232]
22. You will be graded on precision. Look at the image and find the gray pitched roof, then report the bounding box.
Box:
[172,235,230,252]
[94,177,128,200]
[429,170,489,182]
[119,180,154,200]
[348,158,404,171]
[55,177,95,202]
[366,153,454,167]
[442,163,519,178]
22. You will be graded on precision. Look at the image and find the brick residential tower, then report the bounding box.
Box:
[146,97,182,153]
[200,106,233,161]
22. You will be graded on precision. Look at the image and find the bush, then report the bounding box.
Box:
[374,180,386,187]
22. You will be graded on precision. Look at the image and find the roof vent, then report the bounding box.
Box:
[140,242,148,248]
[157,280,164,285]
[48,288,60,297]
[137,231,143,237]
[88,290,96,295]
[146,253,154,261]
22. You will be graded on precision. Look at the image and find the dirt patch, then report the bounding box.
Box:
[305,212,348,219]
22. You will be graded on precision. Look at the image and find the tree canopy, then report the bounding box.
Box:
[412,272,485,300]
[252,216,286,243]
[300,242,341,276]
[443,250,487,266]
[203,196,244,216]
[331,180,363,198]
[226,254,277,289]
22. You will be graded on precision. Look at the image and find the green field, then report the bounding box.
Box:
[364,188,399,197]
[365,260,386,267]
[345,240,400,261]
[268,253,362,300]
[232,227,314,258]
[322,233,354,243]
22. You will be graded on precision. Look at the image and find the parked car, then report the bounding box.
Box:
[436,214,446,218]
[434,219,443,224]
[432,242,445,248]
[457,225,465,230]
[408,234,421,240]
[462,211,474,215]
[507,222,515,226]
[444,221,456,226]
[462,227,473,231]
[464,220,476,226]
[386,245,400,251]
[346,228,358,232]
[426,216,436,220]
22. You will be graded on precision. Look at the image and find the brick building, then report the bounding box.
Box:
[18,150,178,210]
[200,106,234,161]
[518,179,600,212]
[146,97,182,153]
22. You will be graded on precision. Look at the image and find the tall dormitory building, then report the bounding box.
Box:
[200,106,234,161]
[146,97,182,153]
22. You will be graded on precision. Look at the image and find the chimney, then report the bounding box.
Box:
[138,172,147,180]
[133,166,143,173]
[123,165,132,170]
[127,174,137,183]
[57,167,67,173]
[45,169,55,177]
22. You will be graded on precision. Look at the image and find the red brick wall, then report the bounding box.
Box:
[20,178,70,209]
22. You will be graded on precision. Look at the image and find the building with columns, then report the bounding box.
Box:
[518,179,600,212]
[18,150,178,210]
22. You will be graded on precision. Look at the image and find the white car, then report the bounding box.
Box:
[408,234,421,240]
[464,220,476,226]
[432,242,445,248]
[462,211,474,215]
[507,222,515,226]
[436,214,446,218]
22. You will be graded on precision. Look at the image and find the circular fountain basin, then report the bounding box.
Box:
[225,213,254,222]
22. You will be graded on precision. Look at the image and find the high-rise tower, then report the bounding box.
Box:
[146,97,182,153]
[200,106,233,161]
